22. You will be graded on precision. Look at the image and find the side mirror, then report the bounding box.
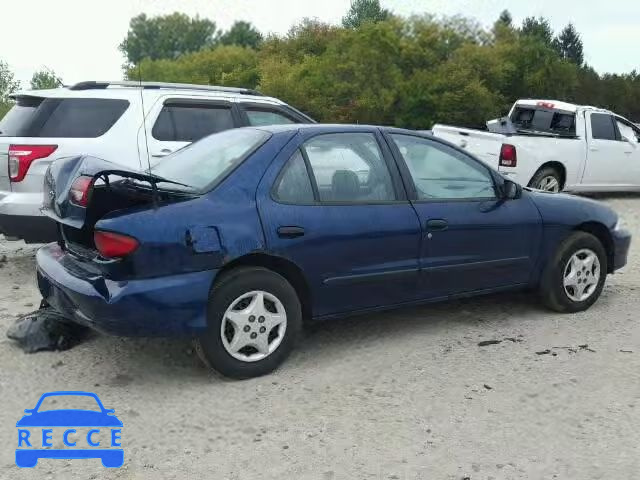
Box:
[501,179,521,200]
[23,409,34,415]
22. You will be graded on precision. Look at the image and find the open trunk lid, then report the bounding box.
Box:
[42,155,195,252]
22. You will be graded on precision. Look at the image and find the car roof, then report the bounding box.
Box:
[11,82,288,105]
[255,123,428,136]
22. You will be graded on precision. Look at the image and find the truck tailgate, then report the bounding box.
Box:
[432,124,504,169]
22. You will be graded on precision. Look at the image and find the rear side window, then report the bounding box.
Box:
[246,109,296,127]
[273,150,314,203]
[591,113,618,141]
[152,103,235,142]
[0,97,128,138]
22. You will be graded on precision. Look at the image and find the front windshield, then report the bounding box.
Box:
[151,128,271,191]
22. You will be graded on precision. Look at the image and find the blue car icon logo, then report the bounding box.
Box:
[16,391,123,468]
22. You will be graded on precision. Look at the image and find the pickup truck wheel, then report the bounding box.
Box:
[539,232,607,313]
[196,267,302,379]
[529,167,562,192]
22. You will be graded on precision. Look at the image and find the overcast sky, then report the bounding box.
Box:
[2,0,638,88]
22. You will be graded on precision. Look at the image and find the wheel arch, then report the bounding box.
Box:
[529,161,567,190]
[575,222,614,273]
[216,253,313,319]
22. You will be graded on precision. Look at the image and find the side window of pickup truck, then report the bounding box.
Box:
[616,119,640,143]
[590,113,618,141]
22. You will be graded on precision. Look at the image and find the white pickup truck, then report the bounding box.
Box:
[432,99,640,192]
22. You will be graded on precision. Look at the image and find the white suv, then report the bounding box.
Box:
[0,81,314,243]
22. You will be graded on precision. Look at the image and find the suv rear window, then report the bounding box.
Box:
[0,96,129,138]
[510,107,576,136]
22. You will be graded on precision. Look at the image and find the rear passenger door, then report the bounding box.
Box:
[141,97,240,164]
[583,112,632,186]
[257,128,422,318]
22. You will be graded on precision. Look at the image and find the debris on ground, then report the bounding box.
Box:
[620,349,634,353]
[478,340,502,347]
[483,384,493,390]
[6,308,88,353]
[536,344,597,356]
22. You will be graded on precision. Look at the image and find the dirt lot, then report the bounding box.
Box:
[0,194,639,480]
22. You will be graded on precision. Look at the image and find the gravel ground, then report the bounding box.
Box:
[0,194,639,480]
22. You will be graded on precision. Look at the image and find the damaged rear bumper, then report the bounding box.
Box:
[36,243,217,336]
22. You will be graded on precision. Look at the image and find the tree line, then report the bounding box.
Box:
[2,0,639,128]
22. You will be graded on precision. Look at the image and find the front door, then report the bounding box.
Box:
[582,111,634,187]
[385,132,542,298]
[257,128,423,318]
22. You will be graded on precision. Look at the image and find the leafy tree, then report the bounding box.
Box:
[0,60,19,102]
[342,0,390,29]
[492,9,516,43]
[30,68,63,90]
[520,16,554,46]
[127,46,259,89]
[219,21,263,49]
[0,60,19,120]
[553,23,584,66]
[497,10,513,27]
[119,13,217,64]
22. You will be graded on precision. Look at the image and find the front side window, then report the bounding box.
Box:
[152,103,235,142]
[151,128,270,191]
[391,134,496,200]
[590,113,617,141]
[616,119,640,143]
[246,109,296,127]
[303,133,395,203]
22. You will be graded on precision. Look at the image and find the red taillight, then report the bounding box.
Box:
[94,231,139,258]
[69,176,94,207]
[8,145,58,182]
[499,144,517,167]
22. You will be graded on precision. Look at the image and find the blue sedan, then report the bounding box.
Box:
[37,124,631,378]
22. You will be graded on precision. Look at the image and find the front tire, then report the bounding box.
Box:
[540,232,607,313]
[196,267,302,379]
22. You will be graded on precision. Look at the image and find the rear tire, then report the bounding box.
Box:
[529,167,563,192]
[196,267,302,379]
[540,232,607,313]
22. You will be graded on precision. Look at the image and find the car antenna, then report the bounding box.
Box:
[136,65,159,207]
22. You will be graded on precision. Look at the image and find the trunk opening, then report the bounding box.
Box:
[60,179,193,255]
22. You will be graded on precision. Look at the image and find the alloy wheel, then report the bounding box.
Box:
[537,175,560,192]
[563,248,601,302]
[220,290,288,362]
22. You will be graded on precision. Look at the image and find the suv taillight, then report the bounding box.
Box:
[8,145,58,182]
[499,144,517,167]
[69,176,94,207]
[94,231,139,258]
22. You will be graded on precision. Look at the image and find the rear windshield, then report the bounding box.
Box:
[510,106,576,136]
[0,96,129,138]
[151,128,271,191]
